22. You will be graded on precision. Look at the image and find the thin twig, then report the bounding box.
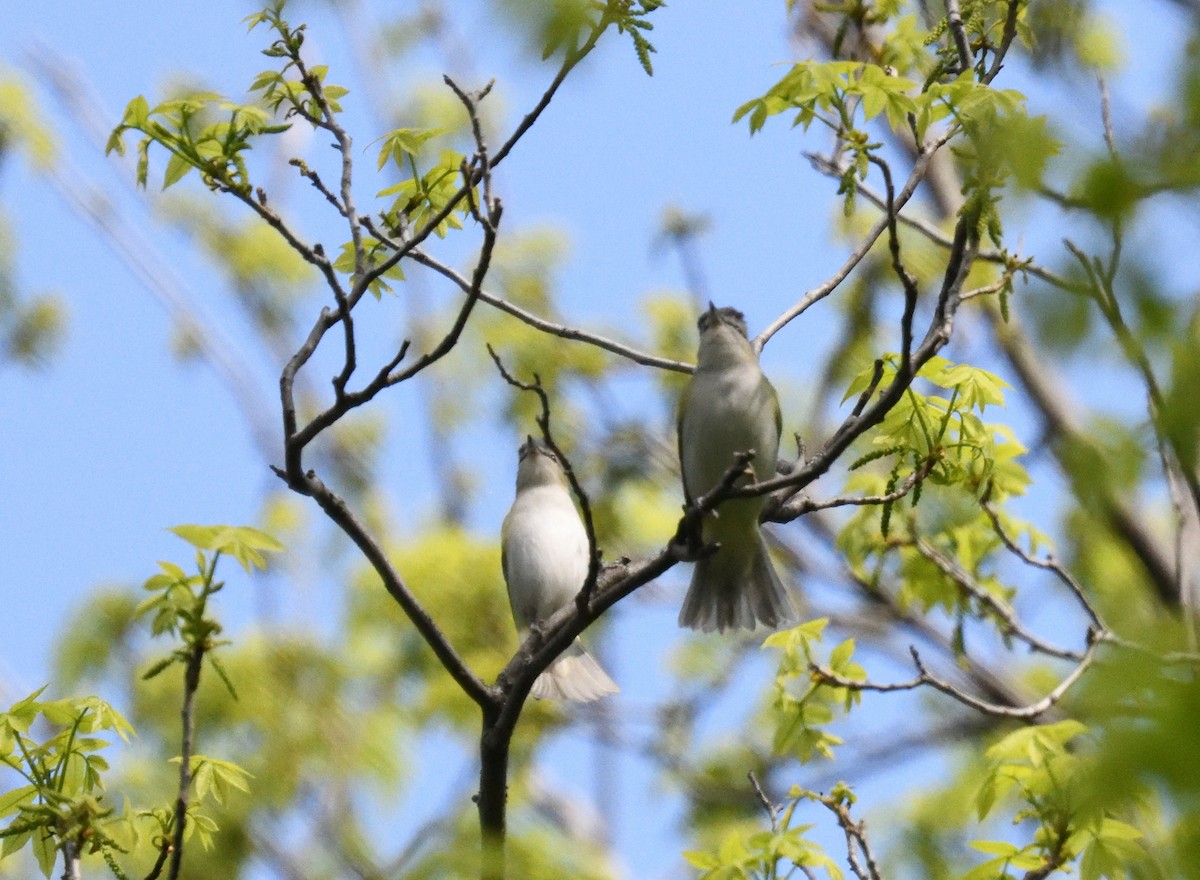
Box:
[747,771,780,832]
[444,76,496,209]
[776,453,937,519]
[851,360,885,418]
[755,128,957,350]
[732,218,976,507]
[406,246,692,372]
[867,153,921,371]
[142,840,171,880]
[960,278,1010,301]
[286,197,501,454]
[980,496,1105,630]
[945,0,976,73]
[167,564,214,880]
[811,640,1101,720]
[1098,77,1117,157]
[289,158,348,217]
[982,0,1022,83]
[273,466,495,708]
[913,538,1085,661]
[816,794,883,880]
[359,18,611,299]
[808,154,1075,293]
[486,345,603,601]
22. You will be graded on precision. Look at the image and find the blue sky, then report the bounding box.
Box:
[0,1,1185,877]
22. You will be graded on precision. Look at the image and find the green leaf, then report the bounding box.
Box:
[141,655,178,681]
[0,785,36,818]
[971,839,1020,856]
[829,638,856,670]
[123,95,149,128]
[1,827,32,859]
[31,826,54,878]
[162,152,193,189]
[682,849,720,869]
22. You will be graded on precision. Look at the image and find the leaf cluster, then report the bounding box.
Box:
[969,721,1146,880]
[733,4,1059,239]
[106,92,288,195]
[683,782,849,880]
[0,690,134,878]
[762,619,863,763]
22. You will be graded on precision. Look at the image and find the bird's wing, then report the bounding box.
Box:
[500,511,511,587]
[677,380,695,505]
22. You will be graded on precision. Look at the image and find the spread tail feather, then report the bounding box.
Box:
[678,532,797,633]
[532,641,619,702]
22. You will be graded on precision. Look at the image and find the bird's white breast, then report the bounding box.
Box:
[503,485,589,626]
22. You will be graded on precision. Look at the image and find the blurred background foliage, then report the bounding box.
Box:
[4,0,1200,878]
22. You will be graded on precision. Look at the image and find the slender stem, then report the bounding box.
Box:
[60,839,81,880]
[817,794,883,880]
[289,468,494,707]
[755,129,956,350]
[913,539,1084,661]
[811,639,1101,721]
[407,247,691,373]
[945,0,976,73]
[485,347,603,599]
[167,641,205,880]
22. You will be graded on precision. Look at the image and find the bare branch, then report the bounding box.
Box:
[489,22,607,169]
[913,538,1085,661]
[445,76,496,209]
[816,793,884,880]
[275,466,494,707]
[980,497,1106,630]
[851,359,885,418]
[407,247,692,372]
[358,17,612,301]
[981,305,1180,603]
[289,158,348,218]
[776,453,937,519]
[811,639,1101,721]
[982,0,1022,84]
[748,771,780,832]
[809,156,1075,293]
[945,0,976,73]
[755,128,956,350]
[867,154,921,370]
[486,345,603,601]
[1099,77,1117,157]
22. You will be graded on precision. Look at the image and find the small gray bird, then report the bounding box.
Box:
[677,304,798,632]
[501,437,619,701]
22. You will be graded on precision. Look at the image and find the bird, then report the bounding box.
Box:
[676,303,798,633]
[501,436,619,701]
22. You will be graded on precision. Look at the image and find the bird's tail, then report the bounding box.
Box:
[678,529,797,633]
[532,640,619,702]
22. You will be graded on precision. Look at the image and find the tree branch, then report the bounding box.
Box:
[913,538,1086,661]
[945,0,976,73]
[817,793,884,880]
[486,346,603,601]
[407,247,692,372]
[811,639,1101,721]
[754,129,957,350]
[275,466,495,708]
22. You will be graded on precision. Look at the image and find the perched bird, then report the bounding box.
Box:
[501,436,619,701]
[676,304,798,632]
